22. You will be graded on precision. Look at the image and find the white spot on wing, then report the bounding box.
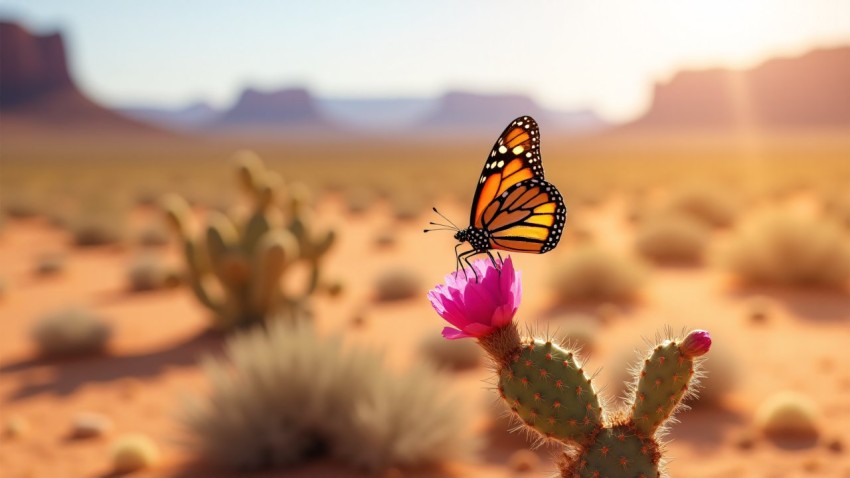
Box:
[498,145,507,154]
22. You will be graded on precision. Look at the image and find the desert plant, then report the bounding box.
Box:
[550,245,646,303]
[31,307,111,357]
[756,391,820,441]
[180,320,476,472]
[723,211,850,289]
[111,434,160,473]
[634,214,710,265]
[429,257,712,478]
[420,334,483,370]
[163,151,336,330]
[663,184,737,228]
[374,267,422,301]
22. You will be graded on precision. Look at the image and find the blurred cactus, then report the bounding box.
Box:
[162,151,337,330]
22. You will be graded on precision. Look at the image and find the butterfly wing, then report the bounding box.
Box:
[470,116,544,229]
[479,178,566,253]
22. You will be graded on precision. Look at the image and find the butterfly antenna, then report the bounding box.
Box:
[432,207,461,231]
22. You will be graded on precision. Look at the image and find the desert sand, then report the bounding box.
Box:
[1,192,849,478]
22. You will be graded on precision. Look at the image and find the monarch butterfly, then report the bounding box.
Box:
[426,115,567,277]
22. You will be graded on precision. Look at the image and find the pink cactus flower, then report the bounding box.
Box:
[681,329,712,357]
[428,256,521,340]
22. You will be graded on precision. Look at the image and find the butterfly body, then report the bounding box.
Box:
[440,115,567,271]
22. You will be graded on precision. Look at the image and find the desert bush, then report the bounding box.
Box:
[723,212,850,289]
[345,187,375,215]
[31,307,111,357]
[664,185,737,228]
[374,267,422,301]
[551,314,599,355]
[127,254,180,292]
[634,214,710,265]
[392,194,424,222]
[111,434,160,473]
[550,245,646,303]
[419,334,483,370]
[688,340,738,408]
[35,253,66,276]
[756,391,819,441]
[180,320,476,472]
[71,212,126,247]
[374,229,398,249]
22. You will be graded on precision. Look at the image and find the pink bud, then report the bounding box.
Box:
[680,330,711,357]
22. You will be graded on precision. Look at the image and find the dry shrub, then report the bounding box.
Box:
[127,254,180,292]
[35,253,66,276]
[420,334,483,371]
[550,245,646,303]
[392,194,425,222]
[688,340,739,409]
[345,187,375,215]
[31,307,111,357]
[634,214,710,265]
[723,212,850,289]
[180,320,476,472]
[136,223,170,247]
[664,185,737,228]
[374,267,422,302]
[71,214,126,247]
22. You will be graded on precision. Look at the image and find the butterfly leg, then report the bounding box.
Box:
[456,249,480,282]
[454,243,465,277]
[485,250,500,271]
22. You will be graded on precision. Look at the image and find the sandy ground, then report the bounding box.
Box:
[1,195,849,478]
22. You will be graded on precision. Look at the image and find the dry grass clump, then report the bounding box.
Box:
[180,320,476,472]
[111,434,160,473]
[550,245,646,303]
[127,254,180,292]
[419,334,483,371]
[374,267,422,302]
[31,307,111,357]
[633,214,710,265]
[756,391,820,442]
[663,185,737,228]
[392,194,425,222]
[345,187,376,215]
[136,223,171,247]
[71,213,126,247]
[723,212,850,289]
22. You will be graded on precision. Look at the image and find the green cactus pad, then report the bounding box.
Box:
[631,340,694,437]
[499,339,602,445]
[565,425,660,478]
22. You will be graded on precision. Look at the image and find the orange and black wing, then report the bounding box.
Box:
[470,116,544,229]
[479,178,566,253]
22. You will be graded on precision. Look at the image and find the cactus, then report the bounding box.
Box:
[429,257,711,478]
[162,151,337,330]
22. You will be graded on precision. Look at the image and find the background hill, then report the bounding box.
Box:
[628,47,850,131]
[0,21,161,135]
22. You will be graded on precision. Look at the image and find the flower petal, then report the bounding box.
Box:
[441,327,474,340]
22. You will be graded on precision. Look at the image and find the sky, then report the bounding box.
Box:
[2,0,849,121]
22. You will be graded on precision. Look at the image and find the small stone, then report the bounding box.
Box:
[827,437,844,453]
[111,434,159,473]
[508,449,539,473]
[4,416,29,438]
[72,412,112,439]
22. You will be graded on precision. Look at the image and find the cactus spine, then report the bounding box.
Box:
[483,326,708,478]
[162,151,336,330]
